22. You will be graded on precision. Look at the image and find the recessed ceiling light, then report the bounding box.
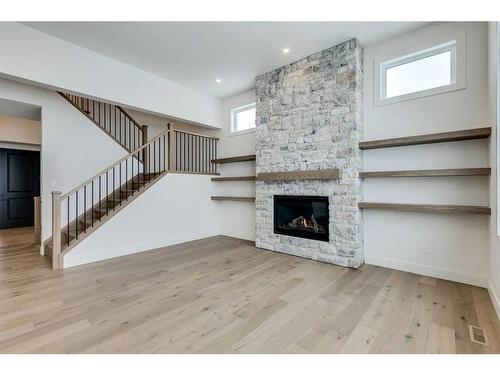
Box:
[215,78,222,83]
[283,48,290,54]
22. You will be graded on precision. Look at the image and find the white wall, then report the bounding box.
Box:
[218,90,256,158]
[125,108,219,141]
[0,77,129,242]
[363,22,490,287]
[0,22,222,129]
[487,22,500,318]
[214,90,256,241]
[64,174,220,267]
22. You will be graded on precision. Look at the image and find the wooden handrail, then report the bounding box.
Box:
[174,128,219,141]
[116,105,144,131]
[61,128,169,200]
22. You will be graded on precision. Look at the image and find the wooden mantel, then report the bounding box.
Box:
[256,169,342,181]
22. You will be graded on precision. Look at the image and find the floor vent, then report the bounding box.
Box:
[469,325,489,346]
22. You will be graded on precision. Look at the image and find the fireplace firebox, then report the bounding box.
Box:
[273,195,329,242]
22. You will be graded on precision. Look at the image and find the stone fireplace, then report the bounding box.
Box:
[255,39,364,269]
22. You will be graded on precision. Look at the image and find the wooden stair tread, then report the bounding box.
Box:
[359,168,491,178]
[358,202,491,215]
[359,127,491,150]
[211,176,256,181]
[211,196,256,202]
[211,154,256,164]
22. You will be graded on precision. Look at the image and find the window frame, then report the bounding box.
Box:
[374,30,466,106]
[230,102,256,136]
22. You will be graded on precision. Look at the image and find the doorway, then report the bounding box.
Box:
[0,148,40,229]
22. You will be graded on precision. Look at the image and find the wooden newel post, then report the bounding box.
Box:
[34,196,41,244]
[142,125,149,172]
[51,191,62,270]
[167,123,175,172]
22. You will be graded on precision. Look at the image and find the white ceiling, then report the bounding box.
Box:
[23,22,429,99]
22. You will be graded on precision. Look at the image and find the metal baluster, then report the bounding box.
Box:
[215,140,218,174]
[175,133,178,171]
[119,162,122,205]
[190,134,193,172]
[176,132,179,171]
[213,138,215,173]
[135,151,138,193]
[67,196,70,246]
[91,180,94,226]
[75,190,78,239]
[84,185,86,232]
[98,175,101,220]
[125,158,128,200]
[163,134,166,172]
[119,112,122,145]
[146,144,149,182]
[184,133,187,172]
[106,171,109,215]
[113,166,115,210]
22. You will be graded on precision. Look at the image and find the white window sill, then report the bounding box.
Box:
[375,83,466,107]
[229,128,256,137]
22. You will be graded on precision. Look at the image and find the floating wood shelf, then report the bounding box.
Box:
[211,196,255,202]
[211,176,256,182]
[359,168,491,178]
[359,127,491,150]
[358,202,491,215]
[256,169,341,181]
[211,154,256,164]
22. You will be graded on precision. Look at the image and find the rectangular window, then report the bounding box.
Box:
[374,31,465,106]
[381,41,456,100]
[385,49,453,98]
[231,103,256,135]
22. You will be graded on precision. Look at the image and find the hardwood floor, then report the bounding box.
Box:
[0,227,499,353]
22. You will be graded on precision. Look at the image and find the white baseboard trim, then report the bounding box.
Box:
[488,280,500,321]
[221,230,255,242]
[365,255,488,288]
[64,230,220,268]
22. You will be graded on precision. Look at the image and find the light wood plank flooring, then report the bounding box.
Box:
[0,227,499,353]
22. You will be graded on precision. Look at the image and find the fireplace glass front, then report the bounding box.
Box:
[273,195,329,242]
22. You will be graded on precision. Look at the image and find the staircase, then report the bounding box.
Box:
[59,92,146,152]
[46,93,220,269]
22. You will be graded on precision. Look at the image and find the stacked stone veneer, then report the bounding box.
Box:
[255,39,364,268]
